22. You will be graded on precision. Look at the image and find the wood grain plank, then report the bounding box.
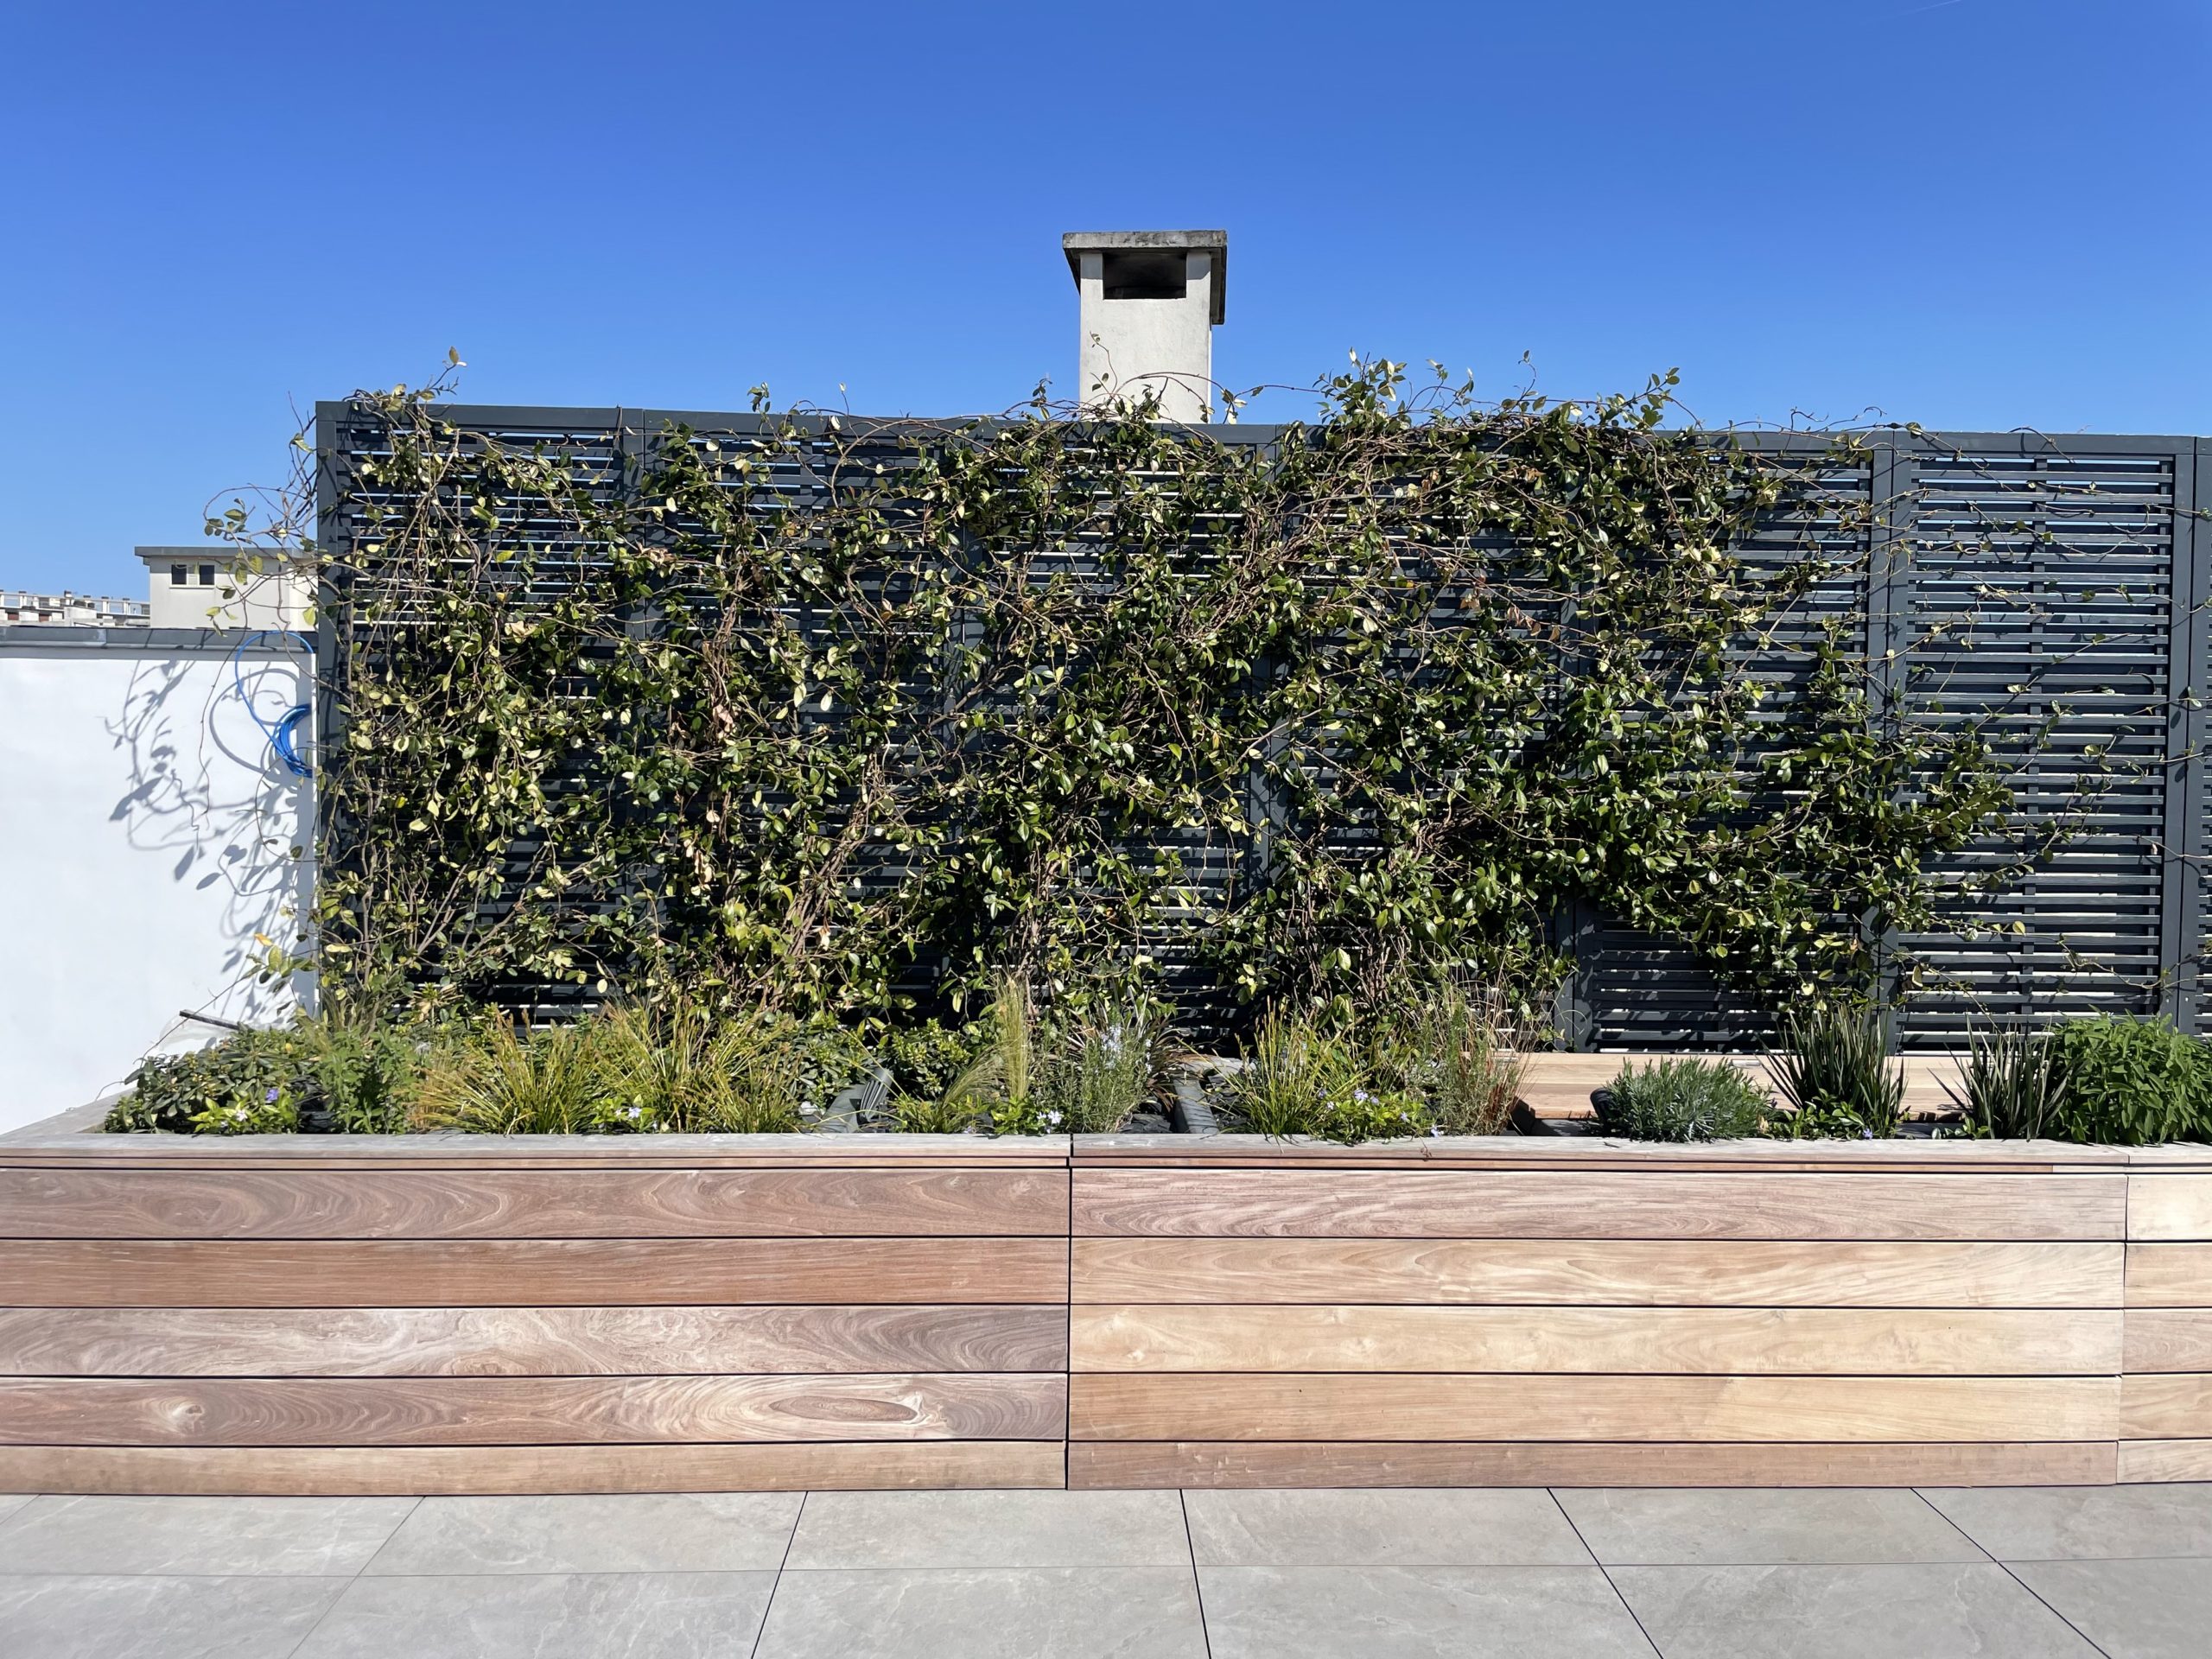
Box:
[1069,1373,2118,1443]
[1071,1440,2119,1490]
[2124,1309,2212,1374]
[0,1440,1066,1495]
[8,1238,1069,1307]
[2126,1244,2212,1307]
[2117,1440,2212,1483]
[2121,1373,2212,1440]
[1074,1238,2121,1308]
[1071,1134,2120,1172]
[1510,1053,1966,1123]
[1071,1306,2121,1376]
[0,1133,1069,1167]
[0,1372,1067,1446]
[0,1306,1068,1377]
[0,1167,1070,1240]
[2128,1176,2212,1242]
[1072,1169,2122,1242]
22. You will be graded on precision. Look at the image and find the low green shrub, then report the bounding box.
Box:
[106,1014,430,1135]
[2050,1016,2201,1146]
[1222,1007,1429,1144]
[894,974,1169,1135]
[107,1024,314,1135]
[1770,1005,1903,1138]
[1594,1057,1770,1141]
[1374,983,1527,1136]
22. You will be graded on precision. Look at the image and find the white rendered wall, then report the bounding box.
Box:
[0,638,314,1128]
[1076,250,1216,423]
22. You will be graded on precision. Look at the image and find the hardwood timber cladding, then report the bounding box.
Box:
[1068,1135,2155,1490]
[4,1114,2209,1492]
[0,1124,1070,1496]
[2125,1166,2212,1479]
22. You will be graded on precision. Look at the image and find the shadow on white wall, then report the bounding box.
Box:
[0,638,315,1127]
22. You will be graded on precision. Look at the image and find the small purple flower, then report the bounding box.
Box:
[265,1087,279,1103]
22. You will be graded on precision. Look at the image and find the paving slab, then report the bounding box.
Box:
[0,1497,30,1525]
[362,1492,801,1575]
[0,1495,415,1576]
[1555,1488,1985,1566]
[1198,1564,1653,1659]
[1921,1482,2212,1560]
[1610,1561,2101,1658]
[0,1572,347,1659]
[1185,1487,1592,1567]
[297,1569,774,1659]
[785,1489,1188,1569]
[2009,1556,2212,1659]
[754,1566,1206,1659]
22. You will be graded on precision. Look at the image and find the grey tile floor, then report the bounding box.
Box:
[0,1483,2206,1657]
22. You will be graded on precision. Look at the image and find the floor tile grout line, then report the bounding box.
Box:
[277,1493,423,1659]
[1984,1558,2117,1659]
[1906,1487,2003,1565]
[1178,1490,1215,1659]
[1546,1488,1666,1659]
[747,1488,807,1659]
[1905,1490,2113,1659]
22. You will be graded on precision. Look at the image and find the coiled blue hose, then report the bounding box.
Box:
[230,628,315,779]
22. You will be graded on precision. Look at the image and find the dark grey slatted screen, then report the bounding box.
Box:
[1893,438,2179,1045]
[320,406,2210,1046]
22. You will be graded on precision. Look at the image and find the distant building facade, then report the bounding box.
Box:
[1,590,149,627]
[136,547,311,631]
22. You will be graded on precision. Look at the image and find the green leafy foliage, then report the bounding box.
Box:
[1595,1057,1771,1141]
[107,1026,312,1135]
[307,362,2024,1046]
[2050,1017,2203,1146]
[1770,1005,1904,1138]
[106,1016,428,1135]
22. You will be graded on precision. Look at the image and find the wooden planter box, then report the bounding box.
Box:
[0,1105,1071,1496]
[4,1107,2210,1491]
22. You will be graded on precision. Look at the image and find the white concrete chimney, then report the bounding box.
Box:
[1062,230,1226,423]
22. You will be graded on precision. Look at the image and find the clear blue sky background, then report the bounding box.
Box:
[4,0,2207,596]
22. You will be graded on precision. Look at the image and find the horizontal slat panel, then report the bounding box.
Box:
[2122,1373,2212,1440]
[0,1167,1070,1239]
[10,1238,1069,1307]
[2126,1244,2212,1306]
[0,1306,1067,1377]
[1070,1373,2117,1443]
[2128,1176,2212,1241]
[1072,1169,2121,1241]
[1071,1306,2120,1376]
[2124,1310,2212,1374]
[1071,1440,2118,1490]
[0,1440,1066,1495]
[2117,1440,2212,1483]
[1074,1238,2121,1307]
[0,1372,1066,1446]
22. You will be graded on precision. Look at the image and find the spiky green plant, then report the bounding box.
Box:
[1770,1005,1902,1138]
[1378,982,1528,1135]
[1942,1024,2069,1141]
[1224,1007,1428,1143]
[410,1019,618,1134]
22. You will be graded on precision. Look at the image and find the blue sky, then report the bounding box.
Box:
[4,0,2207,596]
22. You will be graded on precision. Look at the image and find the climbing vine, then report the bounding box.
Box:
[301,360,2031,1041]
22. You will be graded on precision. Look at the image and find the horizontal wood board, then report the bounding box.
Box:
[10,1128,2212,1491]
